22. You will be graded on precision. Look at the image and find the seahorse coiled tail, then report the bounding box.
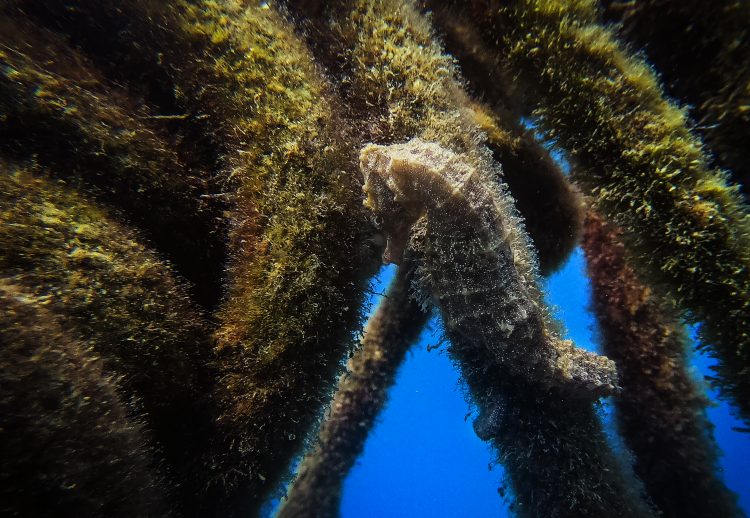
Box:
[360,139,617,398]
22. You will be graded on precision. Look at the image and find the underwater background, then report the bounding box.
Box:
[334,255,750,517]
[3,0,750,516]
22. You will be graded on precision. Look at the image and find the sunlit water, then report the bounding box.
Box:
[332,249,750,517]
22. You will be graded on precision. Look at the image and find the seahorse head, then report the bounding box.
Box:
[360,142,425,264]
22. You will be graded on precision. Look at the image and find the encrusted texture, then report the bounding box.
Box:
[174,5,376,507]
[0,280,167,517]
[1,0,748,516]
[278,266,428,517]
[14,1,377,509]
[583,211,742,518]
[449,0,750,426]
[0,10,226,309]
[405,222,654,518]
[0,161,214,514]
[466,104,584,276]
[361,139,617,396]
[603,0,750,195]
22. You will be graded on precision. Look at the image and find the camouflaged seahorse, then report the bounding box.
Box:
[360,139,617,397]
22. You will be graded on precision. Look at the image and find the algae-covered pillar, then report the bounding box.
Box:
[13,1,378,512]
[0,280,166,517]
[279,266,428,517]
[280,97,586,516]
[283,0,653,513]
[0,10,226,310]
[435,0,750,427]
[0,160,214,515]
[583,211,742,518]
[602,0,750,195]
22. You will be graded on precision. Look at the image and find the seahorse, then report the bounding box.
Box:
[360,138,617,397]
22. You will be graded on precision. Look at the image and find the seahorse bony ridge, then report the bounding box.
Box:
[361,138,618,397]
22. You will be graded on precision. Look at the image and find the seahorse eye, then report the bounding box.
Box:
[374,215,384,227]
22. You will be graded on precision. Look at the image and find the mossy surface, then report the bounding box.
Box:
[466,104,584,275]
[405,221,653,518]
[290,1,647,512]
[172,4,377,509]
[583,211,742,518]
[0,11,226,309]
[0,162,215,514]
[468,375,652,518]
[423,10,585,276]
[603,0,750,195]
[279,266,428,517]
[3,1,749,516]
[13,2,378,510]
[453,0,750,425]
[329,0,488,155]
[0,280,167,517]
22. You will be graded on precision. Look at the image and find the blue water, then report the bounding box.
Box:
[339,250,750,516]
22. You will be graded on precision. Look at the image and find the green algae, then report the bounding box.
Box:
[583,210,742,518]
[441,0,750,426]
[12,2,378,510]
[603,0,750,196]
[1,1,749,516]
[0,161,215,514]
[0,278,167,517]
[0,11,226,309]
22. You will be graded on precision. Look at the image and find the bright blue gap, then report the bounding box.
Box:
[542,247,598,353]
[340,251,594,516]
[689,326,750,512]
[543,249,750,512]
[264,249,750,516]
[519,116,572,176]
[341,249,750,516]
[341,264,506,517]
